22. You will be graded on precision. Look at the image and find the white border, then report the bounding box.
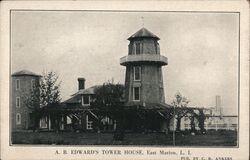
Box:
[0,1,249,160]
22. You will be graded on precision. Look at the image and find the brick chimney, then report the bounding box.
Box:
[77,78,85,90]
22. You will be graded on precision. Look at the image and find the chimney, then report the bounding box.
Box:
[78,78,85,90]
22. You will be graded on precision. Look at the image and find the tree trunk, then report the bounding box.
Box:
[176,118,181,132]
[198,110,206,134]
[190,116,196,133]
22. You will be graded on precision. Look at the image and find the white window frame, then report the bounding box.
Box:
[133,87,140,101]
[16,97,20,108]
[31,79,35,91]
[82,95,90,106]
[16,79,20,90]
[86,115,93,130]
[133,66,141,81]
[16,113,21,125]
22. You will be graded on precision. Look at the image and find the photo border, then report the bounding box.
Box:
[9,9,240,148]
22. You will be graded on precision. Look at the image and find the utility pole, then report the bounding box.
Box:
[173,106,176,146]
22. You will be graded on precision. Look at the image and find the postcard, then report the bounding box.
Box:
[0,0,249,160]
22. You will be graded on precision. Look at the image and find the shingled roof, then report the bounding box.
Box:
[12,70,41,77]
[128,27,160,40]
[72,85,99,96]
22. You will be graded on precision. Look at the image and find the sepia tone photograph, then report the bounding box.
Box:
[9,10,240,146]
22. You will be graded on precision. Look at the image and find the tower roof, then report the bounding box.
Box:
[12,70,41,77]
[128,27,160,40]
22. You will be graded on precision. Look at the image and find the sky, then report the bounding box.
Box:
[11,11,239,115]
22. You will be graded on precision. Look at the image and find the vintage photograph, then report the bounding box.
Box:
[10,10,239,146]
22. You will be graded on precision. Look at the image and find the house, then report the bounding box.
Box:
[38,78,118,132]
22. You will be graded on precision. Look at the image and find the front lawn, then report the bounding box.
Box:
[11,130,237,146]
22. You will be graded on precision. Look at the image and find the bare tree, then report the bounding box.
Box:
[172,91,190,132]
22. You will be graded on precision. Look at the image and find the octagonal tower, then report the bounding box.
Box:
[120,28,168,105]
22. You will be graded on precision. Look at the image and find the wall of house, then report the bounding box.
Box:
[124,64,165,104]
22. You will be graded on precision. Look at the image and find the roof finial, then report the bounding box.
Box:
[141,16,144,28]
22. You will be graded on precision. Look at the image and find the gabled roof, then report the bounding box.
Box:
[128,27,160,40]
[62,95,81,104]
[12,70,41,77]
[63,85,100,104]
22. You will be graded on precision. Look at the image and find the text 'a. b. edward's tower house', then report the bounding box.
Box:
[120,27,168,105]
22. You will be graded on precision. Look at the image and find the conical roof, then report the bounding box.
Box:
[12,70,41,77]
[128,27,160,40]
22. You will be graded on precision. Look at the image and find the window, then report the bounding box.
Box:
[128,44,132,55]
[16,79,20,90]
[86,115,93,130]
[31,79,35,91]
[16,97,20,108]
[133,87,140,101]
[133,66,141,81]
[82,95,90,106]
[16,113,21,125]
[39,117,48,128]
[135,43,141,55]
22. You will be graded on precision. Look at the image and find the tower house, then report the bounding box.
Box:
[120,28,168,105]
[11,70,41,131]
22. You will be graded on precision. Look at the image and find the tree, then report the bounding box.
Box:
[40,71,61,107]
[24,81,41,131]
[193,109,206,134]
[94,80,124,108]
[24,71,61,131]
[93,80,125,140]
[171,91,190,132]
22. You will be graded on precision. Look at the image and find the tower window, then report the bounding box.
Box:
[16,79,20,90]
[133,87,140,101]
[16,97,20,108]
[128,44,132,55]
[16,113,21,125]
[82,95,90,106]
[133,66,141,81]
[135,43,141,55]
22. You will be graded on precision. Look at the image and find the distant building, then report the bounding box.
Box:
[180,96,238,131]
[11,70,41,131]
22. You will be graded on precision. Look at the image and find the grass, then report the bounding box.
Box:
[11,130,237,146]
